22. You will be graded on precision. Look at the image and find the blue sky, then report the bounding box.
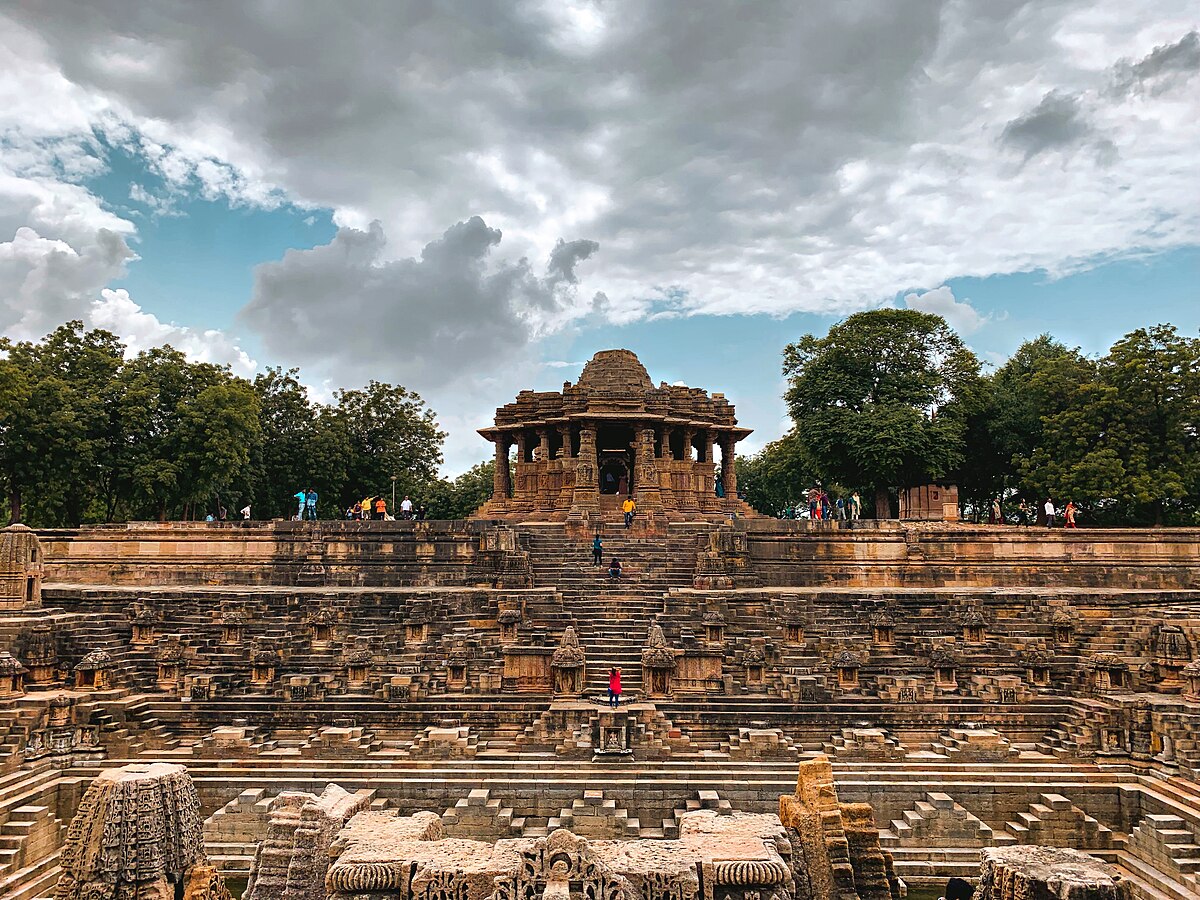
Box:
[2,3,1197,472]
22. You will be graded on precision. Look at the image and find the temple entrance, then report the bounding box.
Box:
[599,456,630,495]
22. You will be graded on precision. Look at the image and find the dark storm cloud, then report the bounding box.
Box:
[241,216,598,387]
[999,91,1093,159]
[1111,30,1200,96]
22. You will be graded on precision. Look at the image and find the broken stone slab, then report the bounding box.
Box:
[976,846,1129,900]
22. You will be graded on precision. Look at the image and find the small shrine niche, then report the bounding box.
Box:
[23,624,57,684]
[550,627,586,696]
[744,647,766,688]
[131,603,158,645]
[0,523,42,611]
[1089,653,1129,692]
[930,648,958,689]
[594,711,632,756]
[703,612,725,645]
[641,621,677,697]
[832,650,860,691]
[960,608,986,644]
[1023,649,1053,687]
[220,606,248,645]
[48,694,72,726]
[405,604,431,644]
[155,636,185,691]
[343,639,373,689]
[870,610,895,646]
[784,618,804,644]
[498,609,522,644]
[1153,624,1191,687]
[1052,608,1075,645]
[0,651,26,698]
[446,651,470,691]
[307,607,337,648]
[74,650,115,690]
[250,641,277,686]
[1183,661,1200,701]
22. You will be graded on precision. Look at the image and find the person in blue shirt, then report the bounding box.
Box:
[293,490,306,520]
[304,488,318,521]
[592,534,603,566]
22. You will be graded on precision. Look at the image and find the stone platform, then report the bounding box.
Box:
[1,519,1199,899]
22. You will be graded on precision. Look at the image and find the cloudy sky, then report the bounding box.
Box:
[2,1,1198,473]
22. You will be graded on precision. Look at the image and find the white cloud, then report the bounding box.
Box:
[902,286,988,335]
[90,288,257,378]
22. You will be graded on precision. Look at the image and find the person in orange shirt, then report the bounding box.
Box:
[373,496,387,520]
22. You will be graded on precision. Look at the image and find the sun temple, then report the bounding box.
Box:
[475,350,756,525]
[0,354,1199,900]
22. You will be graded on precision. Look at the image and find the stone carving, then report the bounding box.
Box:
[131,602,160,643]
[975,846,1128,900]
[74,649,115,690]
[0,523,41,610]
[24,623,59,683]
[551,627,587,695]
[54,762,231,900]
[0,649,27,698]
[778,754,900,899]
[643,621,677,696]
[245,784,373,900]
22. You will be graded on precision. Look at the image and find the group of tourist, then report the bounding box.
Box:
[591,534,624,580]
[994,498,1079,528]
[777,488,862,521]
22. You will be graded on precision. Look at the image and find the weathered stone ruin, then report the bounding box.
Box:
[0,351,1199,900]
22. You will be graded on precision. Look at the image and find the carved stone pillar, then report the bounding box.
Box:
[568,423,600,519]
[700,430,720,512]
[720,434,738,498]
[492,435,511,501]
[515,431,528,463]
[661,426,675,460]
[701,430,714,464]
[556,424,572,459]
[536,428,550,462]
[680,428,700,510]
[634,427,663,512]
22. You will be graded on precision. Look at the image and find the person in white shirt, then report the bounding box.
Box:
[400,495,414,520]
[240,505,251,520]
[1044,498,1056,527]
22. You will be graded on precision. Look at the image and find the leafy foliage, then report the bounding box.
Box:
[0,322,448,524]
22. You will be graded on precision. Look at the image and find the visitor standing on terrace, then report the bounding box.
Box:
[293,489,306,520]
[608,667,622,708]
[305,488,318,520]
[592,534,603,566]
[400,495,413,519]
[1044,498,1056,527]
[1065,501,1078,528]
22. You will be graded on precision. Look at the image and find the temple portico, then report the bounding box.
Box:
[474,349,754,524]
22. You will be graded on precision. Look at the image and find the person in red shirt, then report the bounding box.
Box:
[608,667,622,708]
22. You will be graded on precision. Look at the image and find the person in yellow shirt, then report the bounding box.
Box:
[622,497,636,528]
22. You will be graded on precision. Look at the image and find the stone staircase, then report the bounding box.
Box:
[879,792,1015,848]
[1004,793,1113,848]
[1127,814,1200,892]
[823,726,907,759]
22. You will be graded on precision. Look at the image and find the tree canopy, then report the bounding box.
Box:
[738,314,1200,526]
[0,322,455,525]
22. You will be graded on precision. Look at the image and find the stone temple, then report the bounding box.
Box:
[475,350,756,526]
[0,354,1198,900]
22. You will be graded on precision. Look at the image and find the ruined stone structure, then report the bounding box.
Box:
[0,523,42,610]
[475,350,755,526]
[2,357,1200,900]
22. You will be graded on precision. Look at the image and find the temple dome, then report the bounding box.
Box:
[575,349,653,393]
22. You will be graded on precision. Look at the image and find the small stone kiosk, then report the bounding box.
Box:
[475,349,756,530]
[0,523,41,611]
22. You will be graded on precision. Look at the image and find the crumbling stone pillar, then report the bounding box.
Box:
[54,762,230,900]
[492,434,512,501]
[975,846,1129,900]
[719,434,739,497]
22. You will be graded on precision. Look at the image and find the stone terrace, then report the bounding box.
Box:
[1,520,1200,899]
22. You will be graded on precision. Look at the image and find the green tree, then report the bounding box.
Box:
[737,434,812,516]
[0,322,125,525]
[425,460,495,519]
[783,309,981,518]
[332,381,446,512]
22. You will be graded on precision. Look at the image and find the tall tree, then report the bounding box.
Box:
[783,309,981,518]
[425,461,495,519]
[332,381,446,511]
[737,434,811,516]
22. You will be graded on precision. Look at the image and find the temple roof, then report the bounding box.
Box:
[575,349,653,394]
[479,349,751,439]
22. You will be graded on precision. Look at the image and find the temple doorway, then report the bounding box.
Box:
[599,456,630,495]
